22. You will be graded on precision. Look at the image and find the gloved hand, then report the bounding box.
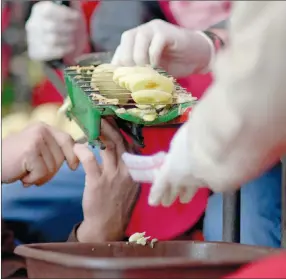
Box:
[111,19,214,77]
[26,1,88,63]
[148,123,204,207]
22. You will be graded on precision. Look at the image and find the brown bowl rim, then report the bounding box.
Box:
[14,241,281,271]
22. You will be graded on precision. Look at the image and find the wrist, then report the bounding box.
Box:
[194,31,216,74]
[76,220,125,243]
[195,30,225,74]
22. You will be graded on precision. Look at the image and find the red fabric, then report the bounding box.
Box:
[2,4,10,32]
[225,252,286,278]
[81,1,99,35]
[32,70,64,106]
[2,5,11,82]
[126,127,209,240]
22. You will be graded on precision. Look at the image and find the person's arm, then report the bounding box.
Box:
[67,223,129,242]
[184,1,286,189]
[149,1,286,205]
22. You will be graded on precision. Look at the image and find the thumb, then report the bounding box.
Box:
[73,144,101,177]
[148,162,170,206]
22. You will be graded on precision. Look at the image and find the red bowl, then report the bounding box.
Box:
[14,241,280,279]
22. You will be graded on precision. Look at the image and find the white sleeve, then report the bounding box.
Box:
[179,1,286,191]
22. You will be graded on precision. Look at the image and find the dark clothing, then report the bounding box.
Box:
[90,1,166,52]
[2,221,27,279]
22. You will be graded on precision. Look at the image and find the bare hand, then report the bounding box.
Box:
[2,122,79,186]
[75,119,140,242]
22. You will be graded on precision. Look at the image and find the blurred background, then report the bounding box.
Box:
[1,1,97,139]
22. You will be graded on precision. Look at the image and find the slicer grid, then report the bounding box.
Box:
[65,65,196,107]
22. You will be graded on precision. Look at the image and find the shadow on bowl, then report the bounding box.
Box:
[14,241,280,279]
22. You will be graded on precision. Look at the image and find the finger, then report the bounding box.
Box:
[148,166,170,206]
[21,154,49,186]
[100,146,117,174]
[111,46,121,65]
[117,29,137,66]
[39,141,57,174]
[133,32,152,66]
[73,143,101,178]
[33,2,79,21]
[100,119,126,157]
[42,20,80,35]
[149,34,168,67]
[29,32,73,48]
[47,126,79,170]
[42,127,65,171]
[161,185,178,207]
[179,186,197,204]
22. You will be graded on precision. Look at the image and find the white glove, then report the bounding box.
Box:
[111,19,215,77]
[148,123,204,207]
[26,1,88,62]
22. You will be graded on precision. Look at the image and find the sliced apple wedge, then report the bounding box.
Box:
[126,73,174,94]
[113,66,156,83]
[131,89,173,105]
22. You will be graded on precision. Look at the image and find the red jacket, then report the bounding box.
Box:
[226,252,286,278]
[126,1,212,240]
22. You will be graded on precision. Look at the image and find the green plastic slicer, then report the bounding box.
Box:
[64,65,196,148]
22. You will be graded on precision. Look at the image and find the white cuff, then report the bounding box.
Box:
[195,31,216,74]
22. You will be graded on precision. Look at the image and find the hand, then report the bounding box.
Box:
[2,122,79,186]
[148,124,204,207]
[75,120,139,242]
[111,19,213,77]
[26,1,88,62]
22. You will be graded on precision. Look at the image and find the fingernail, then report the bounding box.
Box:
[71,163,78,170]
[148,196,159,207]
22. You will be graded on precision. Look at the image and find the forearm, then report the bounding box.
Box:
[183,1,286,190]
[68,222,127,243]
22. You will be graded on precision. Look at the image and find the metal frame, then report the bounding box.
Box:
[222,191,241,243]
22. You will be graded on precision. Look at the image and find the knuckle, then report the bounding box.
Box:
[83,153,96,165]
[33,121,48,133]
[31,1,50,16]
[39,1,54,12]
[121,30,131,41]
[25,20,33,32]
[59,132,74,147]
[150,19,165,28]
[134,54,147,65]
